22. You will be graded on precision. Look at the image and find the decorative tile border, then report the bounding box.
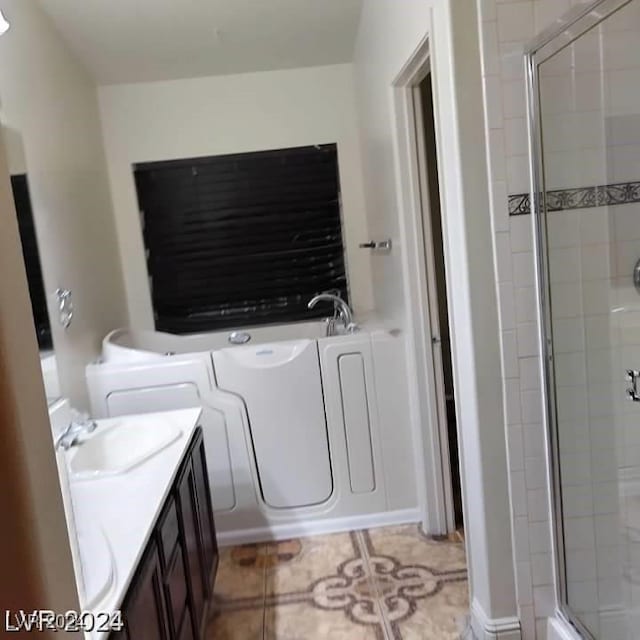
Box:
[508,193,531,216]
[508,180,640,216]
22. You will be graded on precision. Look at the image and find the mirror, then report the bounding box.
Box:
[2,121,60,404]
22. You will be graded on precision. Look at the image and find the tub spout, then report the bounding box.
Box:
[308,293,356,333]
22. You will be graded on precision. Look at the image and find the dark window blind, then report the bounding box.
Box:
[11,174,52,350]
[134,144,348,333]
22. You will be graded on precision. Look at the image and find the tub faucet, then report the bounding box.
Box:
[55,416,98,451]
[308,293,357,334]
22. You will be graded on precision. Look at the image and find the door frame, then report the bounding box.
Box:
[412,77,458,532]
[374,3,519,633]
[390,36,456,534]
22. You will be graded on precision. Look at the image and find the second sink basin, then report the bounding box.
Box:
[76,523,115,610]
[69,416,182,480]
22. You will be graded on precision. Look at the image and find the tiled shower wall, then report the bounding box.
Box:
[476,1,600,637]
[534,7,640,636]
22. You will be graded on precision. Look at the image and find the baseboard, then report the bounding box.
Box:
[216,507,421,546]
[470,598,521,640]
[547,615,583,640]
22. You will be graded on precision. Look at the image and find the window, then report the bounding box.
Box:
[134,144,349,333]
[11,174,52,350]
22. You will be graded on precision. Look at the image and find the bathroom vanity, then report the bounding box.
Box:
[109,425,217,640]
[53,407,218,640]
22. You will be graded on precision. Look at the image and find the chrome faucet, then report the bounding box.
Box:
[55,417,98,451]
[308,293,357,334]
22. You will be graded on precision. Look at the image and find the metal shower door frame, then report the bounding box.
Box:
[525,0,635,637]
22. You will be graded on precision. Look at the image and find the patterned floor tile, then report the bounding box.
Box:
[365,525,467,574]
[363,525,468,639]
[208,523,469,640]
[207,608,264,640]
[389,579,468,640]
[264,531,362,596]
[214,543,266,606]
[264,601,385,640]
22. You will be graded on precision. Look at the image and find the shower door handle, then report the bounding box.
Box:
[626,369,640,402]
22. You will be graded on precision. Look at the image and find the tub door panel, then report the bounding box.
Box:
[338,354,376,494]
[105,384,236,512]
[106,383,200,416]
[213,339,332,509]
[200,409,236,512]
[319,336,385,507]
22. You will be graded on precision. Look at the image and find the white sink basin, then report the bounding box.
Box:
[69,417,181,480]
[76,524,115,610]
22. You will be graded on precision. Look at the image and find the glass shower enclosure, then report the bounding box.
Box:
[527,0,640,637]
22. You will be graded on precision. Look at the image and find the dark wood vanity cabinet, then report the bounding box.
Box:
[119,546,169,640]
[111,427,218,640]
[178,455,206,628]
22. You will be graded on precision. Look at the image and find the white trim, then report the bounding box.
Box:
[470,598,522,640]
[216,508,421,547]
[547,615,583,640]
[411,77,457,532]
[390,30,452,536]
[428,0,518,624]
[354,0,518,628]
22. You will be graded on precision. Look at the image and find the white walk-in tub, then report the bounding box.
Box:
[86,319,419,544]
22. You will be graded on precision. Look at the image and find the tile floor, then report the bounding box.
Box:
[207,524,469,639]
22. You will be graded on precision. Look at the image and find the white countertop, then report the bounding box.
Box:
[60,408,201,639]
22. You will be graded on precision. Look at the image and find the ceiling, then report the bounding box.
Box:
[36,0,363,84]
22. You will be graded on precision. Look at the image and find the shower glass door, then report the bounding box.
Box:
[529,0,640,637]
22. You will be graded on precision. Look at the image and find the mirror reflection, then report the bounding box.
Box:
[3,121,60,402]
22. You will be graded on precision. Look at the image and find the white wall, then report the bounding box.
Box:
[3,123,26,174]
[352,0,436,329]
[98,63,373,328]
[353,0,519,635]
[0,0,128,408]
[477,2,557,635]
[0,123,80,619]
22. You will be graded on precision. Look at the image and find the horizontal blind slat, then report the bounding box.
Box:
[135,144,348,333]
